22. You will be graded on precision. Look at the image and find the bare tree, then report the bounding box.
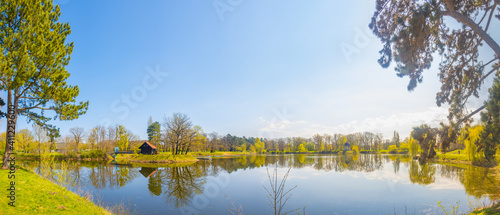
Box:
[69,127,85,152]
[32,124,48,156]
[163,113,193,155]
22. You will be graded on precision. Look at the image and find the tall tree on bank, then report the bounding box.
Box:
[147,121,161,147]
[163,113,193,155]
[69,127,85,152]
[0,0,88,169]
[369,0,500,133]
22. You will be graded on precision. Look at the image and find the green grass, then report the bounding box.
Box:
[469,202,500,215]
[0,165,111,215]
[115,154,198,164]
[16,150,111,160]
[435,153,470,161]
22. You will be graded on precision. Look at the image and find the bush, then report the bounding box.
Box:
[352,145,360,154]
[388,145,398,154]
[399,143,410,154]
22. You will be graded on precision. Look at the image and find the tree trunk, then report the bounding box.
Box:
[2,90,18,169]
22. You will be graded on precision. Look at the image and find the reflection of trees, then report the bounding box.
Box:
[409,161,436,185]
[436,164,500,199]
[162,165,206,208]
[21,153,500,206]
[87,164,138,189]
[460,166,499,199]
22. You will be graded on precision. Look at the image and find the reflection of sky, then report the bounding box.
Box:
[26,157,493,215]
[242,162,476,215]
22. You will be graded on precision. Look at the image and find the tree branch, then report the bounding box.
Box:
[441,9,500,58]
[457,105,485,126]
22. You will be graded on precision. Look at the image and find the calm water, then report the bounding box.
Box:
[22,154,499,214]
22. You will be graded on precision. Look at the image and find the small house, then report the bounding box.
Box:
[344,142,351,151]
[139,142,158,155]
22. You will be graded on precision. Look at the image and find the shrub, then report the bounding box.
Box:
[388,145,398,154]
[399,143,410,154]
[352,145,360,154]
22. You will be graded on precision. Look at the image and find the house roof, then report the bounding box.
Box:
[139,167,158,178]
[141,141,157,149]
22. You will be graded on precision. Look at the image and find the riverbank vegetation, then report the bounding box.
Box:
[115,153,198,164]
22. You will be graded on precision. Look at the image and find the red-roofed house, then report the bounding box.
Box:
[139,142,158,155]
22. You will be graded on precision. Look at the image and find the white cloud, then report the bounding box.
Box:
[258,106,450,138]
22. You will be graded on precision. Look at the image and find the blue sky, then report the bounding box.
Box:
[4,0,497,140]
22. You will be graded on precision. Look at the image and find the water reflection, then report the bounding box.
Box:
[20,154,499,212]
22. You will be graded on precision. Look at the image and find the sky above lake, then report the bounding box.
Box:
[4,0,498,140]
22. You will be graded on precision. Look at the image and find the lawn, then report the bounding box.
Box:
[0,164,111,215]
[115,153,198,163]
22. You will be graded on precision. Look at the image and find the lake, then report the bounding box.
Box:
[21,154,499,214]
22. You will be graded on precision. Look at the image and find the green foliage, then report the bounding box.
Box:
[249,144,256,152]
[236,143,246,152]
[352,145,359,154]
[399,143,410,154]
[412,124,437,163]
[387,145,398,154]
[1,0,89,167]
[408,137,420,157]
[304,142,315,151]
[116,125,129,150]
[479,78,500,161]
[297,144,307,152]
[254,138,265,153]
[458,125,483,162]
[147,121,161,144]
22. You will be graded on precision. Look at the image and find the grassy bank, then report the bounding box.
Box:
[15,150,112,161]
[115,153,198,164]
[0,164,111,215]
[434,150,500,167]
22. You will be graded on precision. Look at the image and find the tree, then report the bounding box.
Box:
[0,0,89,168]
[393,131,400,148]
[478,78,500,161]
[297,144,307,153]
[47,128,60,152]
[69,127,85,152]
[88,127,99,151]
[254,138,265,153]
[189,126,206,152]
[116,125,129,151]
[408,137,420,157]
[369,0,500,130]
[33,124,48,156]
[163,113,193,155]
[147,121,161,147]
[412,124,437,164]
[15,129,34,153]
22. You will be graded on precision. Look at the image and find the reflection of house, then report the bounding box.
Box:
[139,142,158,155]
[344,142,351,151]
[139,167,158,178]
